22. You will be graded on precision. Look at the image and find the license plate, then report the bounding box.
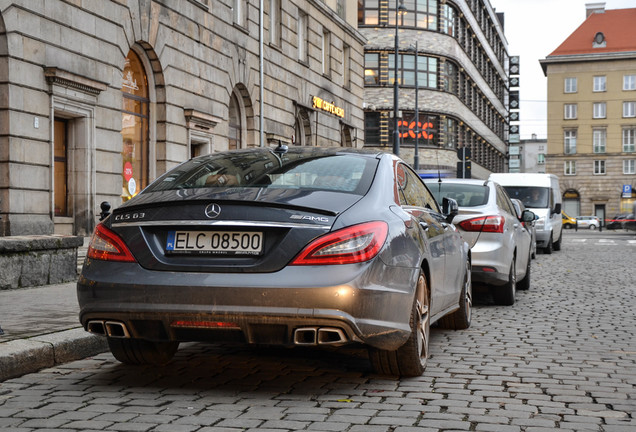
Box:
[166,231,263,255]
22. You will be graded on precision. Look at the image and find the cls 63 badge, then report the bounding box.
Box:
[114,212,146,222]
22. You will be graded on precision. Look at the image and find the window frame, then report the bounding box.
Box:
[623,101,636,118]
[593,160,606,175]
[623,159,635,175]
[623,127,635,152]
[564,77,577,93]
[564,160,576,176]
[624,74,636,91]
[593,75,606,92]
[564,129,577,154]
[564,103,577,119]
[593,129,606,153]
[593,102,606,119]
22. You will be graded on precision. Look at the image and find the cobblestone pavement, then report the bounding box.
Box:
[1,231,635,431]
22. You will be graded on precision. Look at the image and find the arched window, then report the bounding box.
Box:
[121,50,149,201]
[294,108,312,146]
[229,92,241,150]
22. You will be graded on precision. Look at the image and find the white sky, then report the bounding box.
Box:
[489,0,636,139]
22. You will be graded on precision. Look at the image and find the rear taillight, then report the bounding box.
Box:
[87,223,137,262]
[290,221,388,265]
[458,215,505,233]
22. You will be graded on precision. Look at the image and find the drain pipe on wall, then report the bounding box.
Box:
[259,0,264,147]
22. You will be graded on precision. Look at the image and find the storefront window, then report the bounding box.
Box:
[121,50,149,202]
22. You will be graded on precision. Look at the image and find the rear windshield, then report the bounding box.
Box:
[426,182,489,207]
[145,149,377,196]
[503,186,549,208]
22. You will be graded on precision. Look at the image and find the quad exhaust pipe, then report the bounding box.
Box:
[293,327,347,345]
[86,320,130,338]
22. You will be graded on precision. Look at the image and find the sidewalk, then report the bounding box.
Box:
[0,240,108,382]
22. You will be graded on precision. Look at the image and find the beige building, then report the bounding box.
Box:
[358,0,510,179]
[0,0,365,236]
[540,3,636,220]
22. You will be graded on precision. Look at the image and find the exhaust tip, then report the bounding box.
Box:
[87,320,106,336]
[105,321,130,338]
[317,328,347,345]
[293,327,317,345]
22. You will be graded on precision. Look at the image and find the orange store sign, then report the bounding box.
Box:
[398,120,435,139]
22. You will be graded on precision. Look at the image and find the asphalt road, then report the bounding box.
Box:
[1,230,635,431]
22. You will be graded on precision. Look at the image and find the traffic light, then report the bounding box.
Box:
[457,161,471,178]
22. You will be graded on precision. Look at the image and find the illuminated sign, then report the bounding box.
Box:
[312,96,345,118]
[397,120,435,139]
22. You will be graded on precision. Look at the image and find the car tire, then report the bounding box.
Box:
[493,258,516,306]
[107,338,179,365]
[544,233,553,254]
[369,272,429,377]
[439,258,472,330]
[517,253,531,291]
[589,224,597,230]
[553,230,562,251]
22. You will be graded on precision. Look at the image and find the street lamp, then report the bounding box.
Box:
[393,0,407,156]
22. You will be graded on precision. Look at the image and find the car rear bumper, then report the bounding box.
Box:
[77,260,416,351]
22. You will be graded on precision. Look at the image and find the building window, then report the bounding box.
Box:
[593,102,606,119]
[364,111,381,145]
[389,53,437,88]
[358,0,380,26]
[624,128,636,152]
[624,160,635,175]
[269,0,280,45]
[624,74,636,91]
[564,160,576,175]
[593,129,606,153]
[122,50,149,202]
[537,153,545,165]
[564,130,577,154]
[593,160,606,175]
[234,0,247,27]
[228,92,241,150]
[322,29,331,76]
[624,101,636,118]
[564,103,577,119]
[441,3,456,36]
[395,0,438,30]
[593,75,606,92]
[298,11,308,62]
[443,61,457,94]
[364,52,380,85]
[564,77,577,93]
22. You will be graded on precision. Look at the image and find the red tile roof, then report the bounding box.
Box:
[549,8,636,56]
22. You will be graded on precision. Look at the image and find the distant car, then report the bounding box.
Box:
[512,198,537,259]
[425,178,534,306]
[606,213,631,230]
[77,146,473,377]
[562,211,577,229]
[576,216,601,230]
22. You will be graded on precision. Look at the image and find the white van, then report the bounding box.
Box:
[489,173,563,254]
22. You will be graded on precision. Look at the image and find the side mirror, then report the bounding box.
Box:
[553,203,562,215]
[442,197,459,223]
[522,210,536,223]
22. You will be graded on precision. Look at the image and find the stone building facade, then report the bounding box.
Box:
[0,0,365,236]
[540,4,636,219]
[358,0,510,179]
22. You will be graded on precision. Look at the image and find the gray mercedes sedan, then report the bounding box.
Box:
[78,146,471,377]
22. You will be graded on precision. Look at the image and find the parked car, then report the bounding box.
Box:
[78,146,472,377]
[562,211,577,229]
[425,178,534,306]
[606,213,632,230]
[512,198,537,259]
[576,215,601,229]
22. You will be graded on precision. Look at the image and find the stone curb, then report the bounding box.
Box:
[0,328,108,381]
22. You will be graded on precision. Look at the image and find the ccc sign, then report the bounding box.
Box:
[397,120,435,139]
